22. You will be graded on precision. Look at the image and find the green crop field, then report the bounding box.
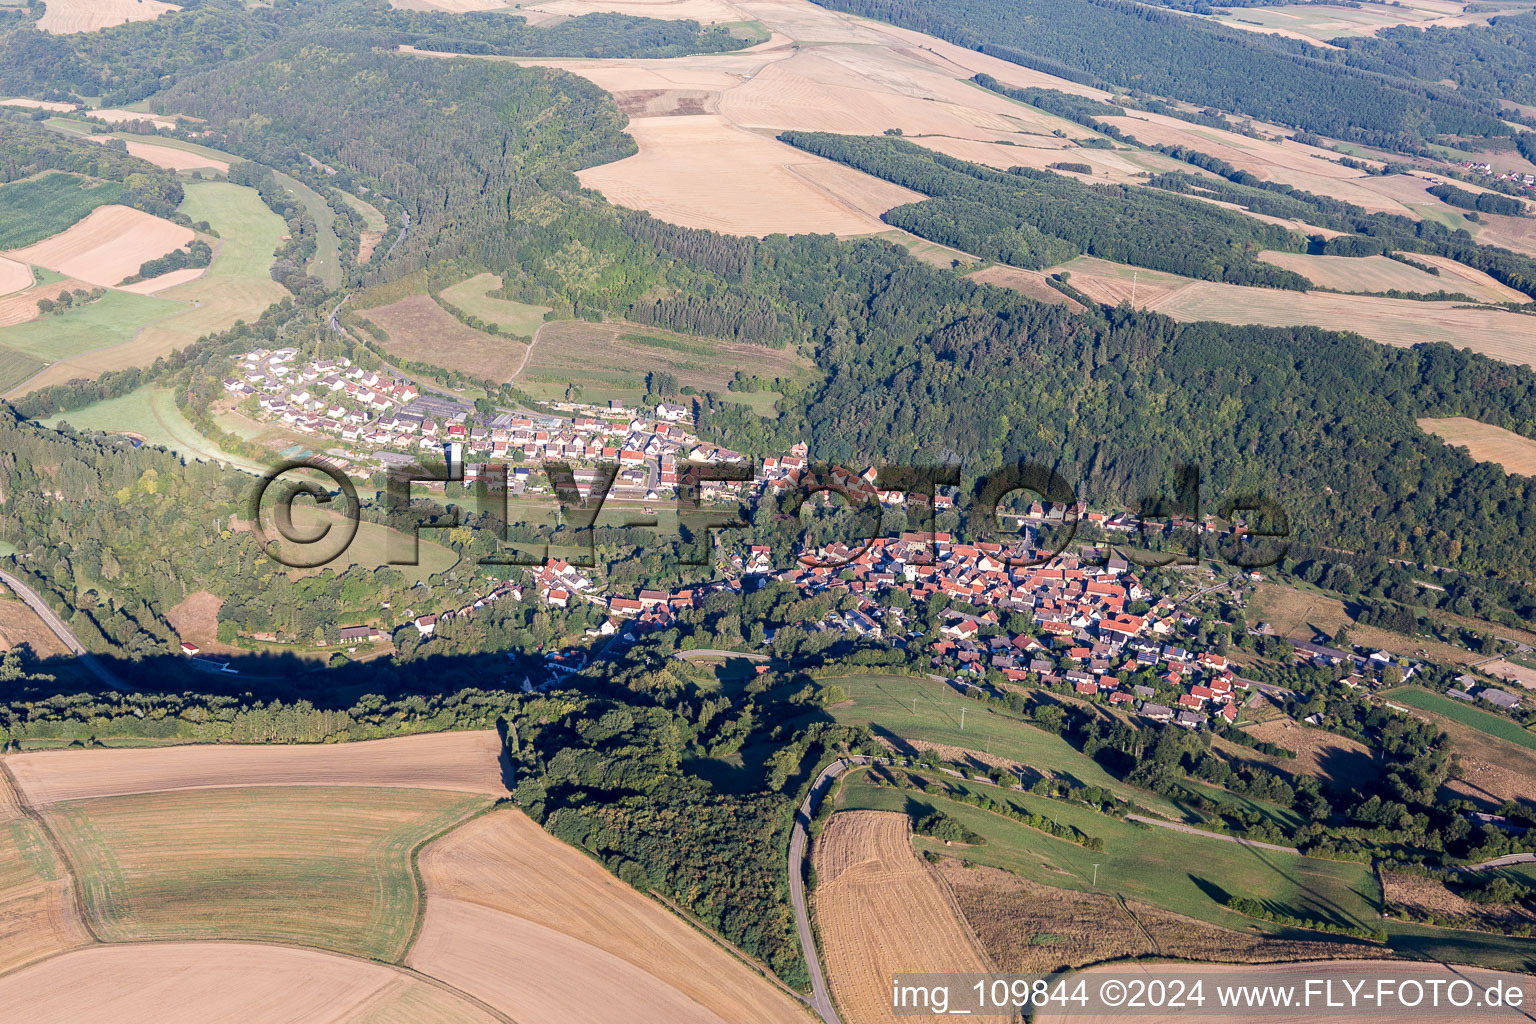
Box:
[44,786,488,960]
[0,289,183,361]
[1382,687,1536,752]
[837,769,1382,936]
[810,673,1188,817]
[0,349,44,394]
[0,173,122,249]
[439,273,551,338]
[272,170,341,290]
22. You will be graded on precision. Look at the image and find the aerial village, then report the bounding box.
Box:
[216,351,1526,729]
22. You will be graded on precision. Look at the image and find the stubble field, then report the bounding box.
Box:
[6,205,192,287]
[812,810,1007,1024]
[411,807,808,1024]
[1417,417,1536,476]
[5,729,511,805]
[0,943,502,1024]
[43,785,489,958]
[357,293,527,381]
[33,0,180,32]
[0,768,90,975]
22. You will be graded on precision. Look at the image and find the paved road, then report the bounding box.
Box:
[1126,814,1298,854]
[0,569,129,692]
[791,756,874,1024]
[1456,852,1536,873]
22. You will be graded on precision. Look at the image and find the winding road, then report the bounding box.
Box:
[0,569,128,692]
[791,756,869,1024]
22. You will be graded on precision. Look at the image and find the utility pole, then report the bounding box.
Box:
[1130,271,1138,307]
[960,706,966,730]
[1092,864,1100,887]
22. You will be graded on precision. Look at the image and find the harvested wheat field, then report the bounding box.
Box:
[0,98,76,112]
[1146,280,1536,365]
[1242,718,1378,790]
[86,108,178,129]
[390,0,510,10]
[813,810,1006,1024]
[0,769,90,974]
[6,205,192,288]
[0,942,501,1024]
[413,807,807,1024]
[1257,250,1521,301]
[1036,961,1525,1024]
[0,276,91,328]
[940,860,1378,974]
[969,264,1083,310]
[523,0,745,20]
[1418,417,1536,476]
[102,137,229,173]
[1404,252,1533,303]
[6,729,510,805]
[44,785,488,958]
[114,265,206,294]
[35,0,180,33]
[413,900,748,1024]
[0,255,31,295]
[578,114,917,236]
[358,294,526,381]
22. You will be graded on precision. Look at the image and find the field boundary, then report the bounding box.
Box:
[0,759,101,950]
[400,797,506,964]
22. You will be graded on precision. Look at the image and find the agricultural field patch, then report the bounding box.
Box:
[519,318,809,406]
[357,294,525,381]
[1373,688,1536,810]
[42,785,488,958]
[0,173,123,250]
[6,729,511,805]
[41,386,265,471]
[813,672,1185,816]
[1255,250,1513,299]
[0,255,31,295]
[14,181,290,394]
[836,769,1383,939]
[103,137,229,173]
[1417,417,1536,476]
[34,0,180,32]
[941,859,1382,974]
[438,273,551,336]
[0,348,44,394]
[1250,581,1354,642]
[574,113,917,236]
[812,810,1006,1024]
[1381,686,1536,753]
[0,589,69,658]
[968,264,1083,309]
[0,769,89,974]
[0,288,183,362]
[0,942,501,1023]
[411,807,807,1024]
[6,204,192,287]
[272,170,341,289]
[1479,659,1536,690]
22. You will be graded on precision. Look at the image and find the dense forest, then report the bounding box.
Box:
[0,0,746,106]
[1331,12,1536,105]
[779,131,1313,286]
[808,0,1511,151]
